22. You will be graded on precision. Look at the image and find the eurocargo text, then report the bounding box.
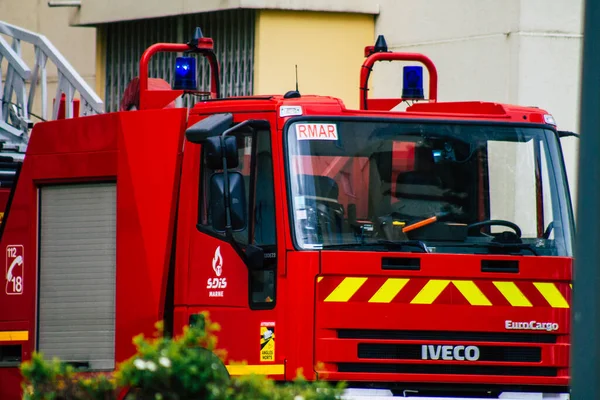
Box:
[505,320,559,331]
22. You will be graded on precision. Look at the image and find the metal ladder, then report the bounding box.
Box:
[0,19,103,187]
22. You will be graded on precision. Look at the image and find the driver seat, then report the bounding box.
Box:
[391,146,451,218]
[297,174,344,238]
[298,174,340,202]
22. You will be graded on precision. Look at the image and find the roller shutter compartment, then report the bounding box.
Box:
[37,183,116,371]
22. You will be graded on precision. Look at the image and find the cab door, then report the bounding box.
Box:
[184,115,281,373]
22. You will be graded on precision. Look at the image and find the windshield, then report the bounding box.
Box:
[285,119,574,256]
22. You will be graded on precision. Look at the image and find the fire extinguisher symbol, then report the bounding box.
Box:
[5,245,24,295]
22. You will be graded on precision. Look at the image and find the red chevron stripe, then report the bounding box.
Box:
[390,278,427,304]
[476,280,512,307]
[515,281,550,307]
[317,276,345,301]
[350,277,387,302]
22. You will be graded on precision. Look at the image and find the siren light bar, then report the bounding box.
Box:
[138,27,221,110]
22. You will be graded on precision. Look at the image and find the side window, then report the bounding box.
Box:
[249,130,277,309]
[487,139,536,236]
[198,129,277,309]
[487,138,555,238]
[253,131,276,247]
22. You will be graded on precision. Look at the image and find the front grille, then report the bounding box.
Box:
[338,329,557,344]
[338,363,557,377]
[358,344,541,363]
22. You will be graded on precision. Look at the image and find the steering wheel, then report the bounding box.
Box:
[316,204,338,226]
[467,219,522,238]
[312,201,344,238]
[543,221,554,239]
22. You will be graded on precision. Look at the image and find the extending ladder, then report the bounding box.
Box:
[0,19,104,188]
[0,19,103,222]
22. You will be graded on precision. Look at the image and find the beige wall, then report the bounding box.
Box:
[253,10,374,109]
[372,0,582,211]
[68,0,379,26]
[5,0,581,215]
[1,1,97,120]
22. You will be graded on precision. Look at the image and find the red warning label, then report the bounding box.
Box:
[295,123,338,141]
[5,245,24,295]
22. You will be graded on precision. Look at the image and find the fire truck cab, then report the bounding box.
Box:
[0,30,574,399]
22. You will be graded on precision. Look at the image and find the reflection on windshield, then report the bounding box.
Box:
[285,120,573,256]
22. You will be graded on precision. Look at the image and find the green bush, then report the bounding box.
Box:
[20,312,345,400]
[20,354,117,400]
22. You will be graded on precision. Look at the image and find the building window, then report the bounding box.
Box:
[103,9,255,112]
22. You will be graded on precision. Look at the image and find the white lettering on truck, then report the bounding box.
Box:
[295,123,338,141]
[505,320,559,332]
[208,246,227,297]
[421,345,480,361]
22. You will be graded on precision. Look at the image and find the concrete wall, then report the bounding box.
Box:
[68,0,379,26]
[372,0,582,212]
[253,10,374,109]
[1,1,97,121]
[5,0,580,219]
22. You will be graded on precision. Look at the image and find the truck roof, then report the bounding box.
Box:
[189,94,556,127]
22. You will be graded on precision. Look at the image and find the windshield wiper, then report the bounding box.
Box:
[376,239,430,253]
[450,242,539,256]
[324,240,429,253]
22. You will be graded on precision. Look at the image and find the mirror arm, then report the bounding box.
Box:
[225,239,264,270]
[222,119,253,137]
[228,235,249,263]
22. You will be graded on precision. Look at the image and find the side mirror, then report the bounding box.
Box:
[558,130,580,139]
[186,113,233,143]
[210,171,247,232]
[204,136,239,170]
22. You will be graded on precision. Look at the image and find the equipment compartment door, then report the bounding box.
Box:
[37,183,116,371]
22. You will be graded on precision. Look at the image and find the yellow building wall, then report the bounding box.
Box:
[95,25,107,101]
[254,10,374,110]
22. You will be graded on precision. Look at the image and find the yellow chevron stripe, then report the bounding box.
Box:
[493,281,532,307]
[369,278,409,303]
[411,280,450,304]
[317,277,323,283]
[0,330,28,341]
[324,277,367,302]
[453,280,492,306]
[534,282,570,308]
[570,284,573,289]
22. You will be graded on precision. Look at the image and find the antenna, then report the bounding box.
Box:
[284,65,302,98]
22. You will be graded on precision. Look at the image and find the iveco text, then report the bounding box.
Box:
[421,345,480,361]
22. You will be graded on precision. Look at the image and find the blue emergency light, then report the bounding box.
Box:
[173,56,197,90]
[402,66,424,99]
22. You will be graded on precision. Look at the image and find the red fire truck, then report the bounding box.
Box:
[0,30,574,399]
